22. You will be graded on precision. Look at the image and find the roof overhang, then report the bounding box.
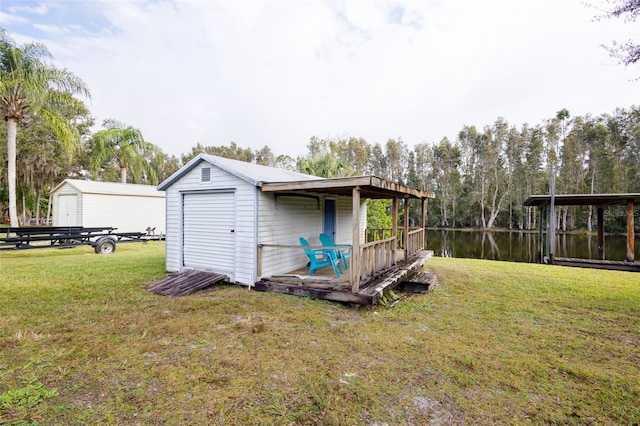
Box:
[523,193,640,207]
[260,176,434,200]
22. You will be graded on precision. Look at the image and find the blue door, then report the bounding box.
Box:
[323,199,337,243]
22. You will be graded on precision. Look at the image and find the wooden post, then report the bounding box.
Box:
[46,193,53,226]
[548,202,555,265]
[627,200,635,262]
[392,197,398,264]
[544,206,550,264]
[597,207,605,260]
[404,198,409,262]
[549,162,556,264]
[351,187,361,293]
[537,206,544,263]
[257,244,263,277]
[421,198,426,250]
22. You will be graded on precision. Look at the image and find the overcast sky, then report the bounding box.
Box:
[1,0,638,158]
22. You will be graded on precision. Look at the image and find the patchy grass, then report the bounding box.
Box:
[1,243,639,425]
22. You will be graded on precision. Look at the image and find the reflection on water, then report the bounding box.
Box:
[426,230,640,263]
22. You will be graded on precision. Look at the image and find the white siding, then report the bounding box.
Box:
[257,193,366,278]
[81,193,165,233]
[336,197,367,245]
[164,162,256,284]
[51,181,165,232]
[257,192,323,277]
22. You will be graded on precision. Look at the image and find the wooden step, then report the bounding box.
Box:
[147,270,226,296]
[398,271,438,293]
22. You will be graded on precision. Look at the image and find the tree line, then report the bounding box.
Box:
[316,108,639,233]
[180,107,639,234]
[14,103,635,232]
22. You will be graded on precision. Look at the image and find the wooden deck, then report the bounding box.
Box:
[254,250,433,305]
[552,257,640,272]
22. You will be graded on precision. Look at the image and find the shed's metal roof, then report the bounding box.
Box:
[157,154,320,190]
[523,193,640,207]
[52,179,166,198]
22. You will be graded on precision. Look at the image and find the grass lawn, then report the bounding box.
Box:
[1,242,639,425]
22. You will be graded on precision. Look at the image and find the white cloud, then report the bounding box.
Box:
[0,11,29,26]
[1,0,638,158]
[33,23,68,37]
[7,3,48,15]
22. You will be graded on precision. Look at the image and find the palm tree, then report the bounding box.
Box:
[0,30,90,226]
[298,152,352,178]
[89,119,159,184]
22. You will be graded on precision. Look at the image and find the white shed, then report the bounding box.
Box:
[50,179,166,234]
[159,154,435,303]
[158,154,368,285]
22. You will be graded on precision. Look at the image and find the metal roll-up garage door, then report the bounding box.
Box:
[182,191,235,277]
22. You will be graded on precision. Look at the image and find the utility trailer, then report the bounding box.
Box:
[0,226,148,254]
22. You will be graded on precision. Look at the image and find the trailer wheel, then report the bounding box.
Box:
[95,238,117,254]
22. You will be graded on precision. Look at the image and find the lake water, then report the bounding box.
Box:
[425,229,640,263]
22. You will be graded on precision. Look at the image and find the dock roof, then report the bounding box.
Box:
[523,193,640,207]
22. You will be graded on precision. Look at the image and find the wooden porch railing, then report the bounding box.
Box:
[366,227,424,247]
[366,228,395,242]
[359,236,396,282]
[405,228,424,255]
[257,230,424,293]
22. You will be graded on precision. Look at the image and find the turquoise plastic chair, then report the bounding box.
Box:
[299,237,342,278]
[319,233,351,270]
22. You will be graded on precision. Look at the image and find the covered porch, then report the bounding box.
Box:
[254,176,435,304]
